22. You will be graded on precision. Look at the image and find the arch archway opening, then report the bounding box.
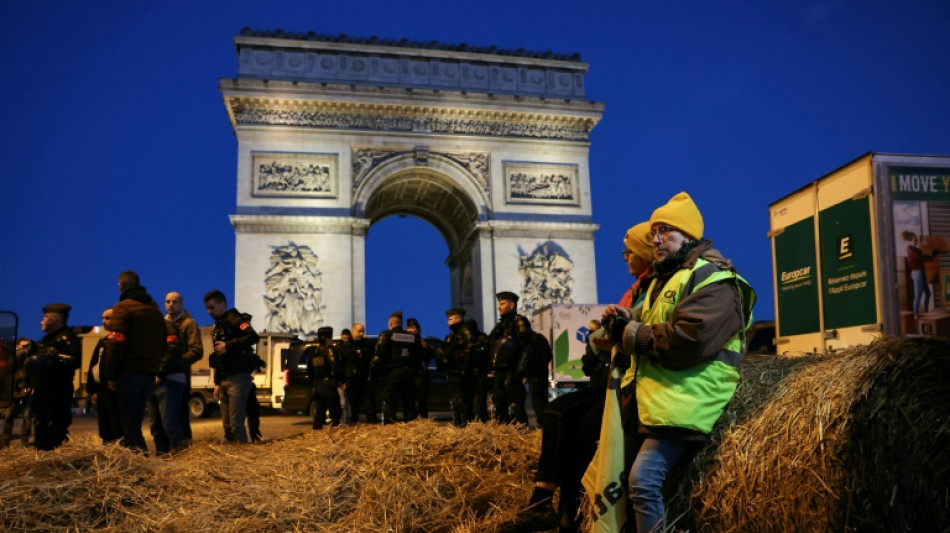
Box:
[362,168,480,253]
[364,214,451,338]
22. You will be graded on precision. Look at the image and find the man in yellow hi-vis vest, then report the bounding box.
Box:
[598,191,755,533]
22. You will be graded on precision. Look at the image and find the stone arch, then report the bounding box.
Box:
[223,31,604,334]
[354,152,487,252]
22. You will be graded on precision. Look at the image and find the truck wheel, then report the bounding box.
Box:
[189,395,209,419]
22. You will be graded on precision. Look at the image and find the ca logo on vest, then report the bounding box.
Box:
[660,289,677,304]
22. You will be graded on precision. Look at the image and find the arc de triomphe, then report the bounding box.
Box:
[220,29,604,335]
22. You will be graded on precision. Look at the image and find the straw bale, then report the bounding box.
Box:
[664,337,950,533]
[0,419,541,532]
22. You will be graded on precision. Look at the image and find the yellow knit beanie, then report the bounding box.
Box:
[650,192,704,240]
[623,221,653,262]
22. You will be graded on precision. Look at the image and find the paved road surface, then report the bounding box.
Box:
[5,407,534,455]
[44,409,335,455]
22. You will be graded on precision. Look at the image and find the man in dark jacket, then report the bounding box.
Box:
[103,271,165,453]
[338,327,372,424]
[436,308,475,427]
[488,291,530,424]
[86,308,123,443]
[204,289,260,443]
[23,303,82,450]
[350,323,379,423]
[372,311,422,423]
[526,321,553,428]
[306,326,342,429]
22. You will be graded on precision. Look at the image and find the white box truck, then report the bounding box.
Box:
[75,327,296,418]
[188,327,297,417]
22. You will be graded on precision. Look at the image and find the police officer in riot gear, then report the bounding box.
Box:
[350,323,379,423]
[489,291,531,425]
[307,326,342,429]
[372,311,423,423]
[436,308,475,426]
[26,303,82,450]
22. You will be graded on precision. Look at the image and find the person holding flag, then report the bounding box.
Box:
[500,222,653,533]
[595,192,755,533]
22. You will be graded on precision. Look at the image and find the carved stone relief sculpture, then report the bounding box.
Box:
[518,241,575,313]
[263,241,327,335]
[252,152,338,197]
[504,162,579,205]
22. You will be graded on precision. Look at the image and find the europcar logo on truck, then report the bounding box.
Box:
[781,266,812,283]
[780,266,812,291]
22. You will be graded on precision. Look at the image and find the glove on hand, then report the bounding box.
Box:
[608,316,629,344]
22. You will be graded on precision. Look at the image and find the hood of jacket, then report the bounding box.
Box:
[119,286,157,306]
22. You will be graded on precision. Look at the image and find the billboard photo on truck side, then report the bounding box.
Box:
[890,166,950,336]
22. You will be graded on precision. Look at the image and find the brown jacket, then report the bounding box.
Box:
[103,286,165,381]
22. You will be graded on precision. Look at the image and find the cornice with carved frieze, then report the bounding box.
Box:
[224,95,598,141]
[220,78,602,141]
[230,214,371,235]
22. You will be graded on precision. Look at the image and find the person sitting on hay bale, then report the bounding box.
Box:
[598,191,755,533]
[499,221,654,533]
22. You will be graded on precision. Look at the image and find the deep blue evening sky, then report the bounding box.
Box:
[2,1,948,340]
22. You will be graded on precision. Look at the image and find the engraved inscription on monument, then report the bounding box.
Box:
[504,161,579,205]
[252,152,338,198]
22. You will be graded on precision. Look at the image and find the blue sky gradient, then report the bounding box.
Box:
[3,1,948,339]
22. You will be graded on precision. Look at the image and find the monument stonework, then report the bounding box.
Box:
[220,29,604,335]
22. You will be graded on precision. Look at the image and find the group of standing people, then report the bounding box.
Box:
[298,315,431,429]
[434,297,554,429]
[300,301,553,432]
[502,191,756,533]
[1,270,263,453]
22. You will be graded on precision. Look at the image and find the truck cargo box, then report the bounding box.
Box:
[770,153,950,354]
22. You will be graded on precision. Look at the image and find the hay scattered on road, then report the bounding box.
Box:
[6,337,947,532]
[0,419,540,532]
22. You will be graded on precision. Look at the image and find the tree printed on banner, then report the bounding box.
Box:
[263,242,326,335]
[518,241,575,313]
